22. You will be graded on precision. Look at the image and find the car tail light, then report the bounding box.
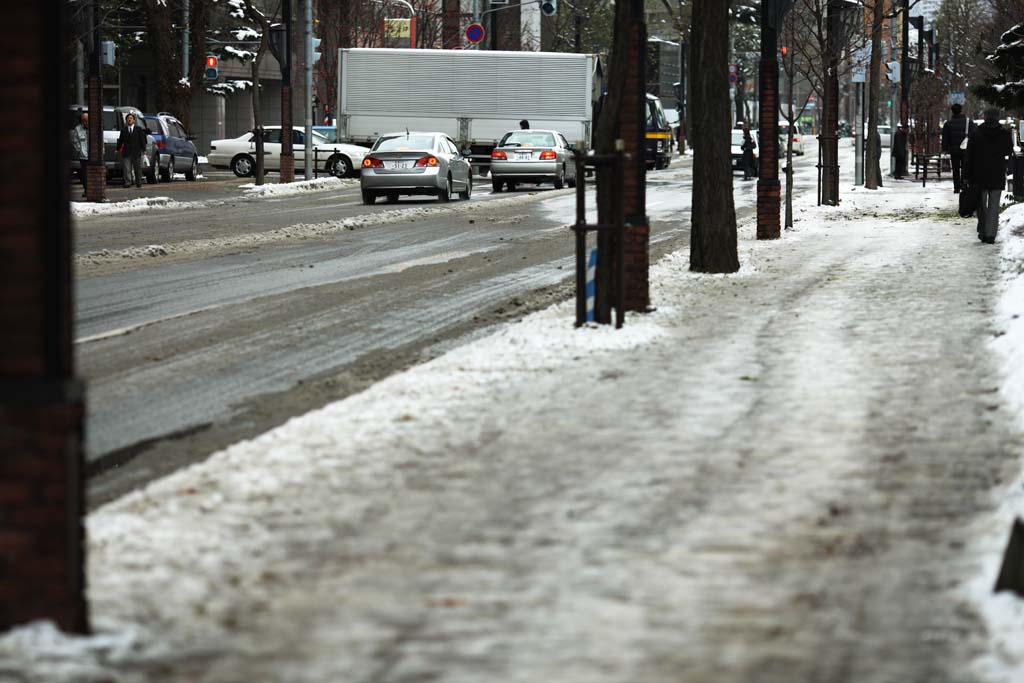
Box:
[415,156,439,167]
[156,139,166,149]
[491,150,507,160]
[363,157,383,168]
[794,137,801,142]
[539,151,557,160]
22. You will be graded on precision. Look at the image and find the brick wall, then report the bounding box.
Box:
[0,4,88,632]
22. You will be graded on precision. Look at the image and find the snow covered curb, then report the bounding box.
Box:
[239,176,358,197]
[70,197,203,218]
[964,201,1024,683]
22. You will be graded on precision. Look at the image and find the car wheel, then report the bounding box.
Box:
[185,155,198,181]
[438,175,452,202]
[491,179,503,193]
[146,156,158,184]
[458,174,472,200]
[160,156,174,183]
[386,192,399,203]
[508,181,517,192]
[553,167,565,189]
[568,173,577,188]
[361,189,376,205]
[328,154,352,178]
[232,154,255,178]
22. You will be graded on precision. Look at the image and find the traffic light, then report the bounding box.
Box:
[311,37,322,64]
[204,54,219,81]
[541,0,557,17]
[779,46,788,57]
[885,60,900,83]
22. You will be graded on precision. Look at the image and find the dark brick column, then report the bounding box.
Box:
[621,16,649,312]
[0,3,88,633]
[85,73,106,202]
[280,84,295,183]
[757,22,781,240]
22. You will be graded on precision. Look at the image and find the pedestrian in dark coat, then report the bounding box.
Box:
[741,125,756,181]
[892,125,908,179]
[116,113,148,188]
[965,108,1014,243]
[941,103,974,193]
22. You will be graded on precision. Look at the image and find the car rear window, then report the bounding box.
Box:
[500,132,556,147]
[374,135,436,151]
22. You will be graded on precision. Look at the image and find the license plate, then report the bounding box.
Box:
[388,161,411,170]
[516,152,532,161]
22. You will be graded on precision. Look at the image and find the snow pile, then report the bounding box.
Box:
[239,176,357,197]
[964,200,1024,683]
[71,197,202,218]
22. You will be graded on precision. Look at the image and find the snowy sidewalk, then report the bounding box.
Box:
[6,180,1024,683]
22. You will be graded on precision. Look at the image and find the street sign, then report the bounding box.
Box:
[948,91,965,105]
[465,23,484,44]
[728,64,738,85]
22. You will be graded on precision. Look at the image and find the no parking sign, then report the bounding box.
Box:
[465,23,485,44]
[728,64,738,85]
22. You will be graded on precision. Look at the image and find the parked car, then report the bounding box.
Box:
[877,124,892,147]
[489,129,578,192]
[69,105,158,183]
[778,121,806,156]
[730,129,759,175]
[359,131,472,204]
[144,113,201,182]
[207,126,367,178]
[645,93,674,169]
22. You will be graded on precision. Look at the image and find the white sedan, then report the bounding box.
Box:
[208,126,367,178]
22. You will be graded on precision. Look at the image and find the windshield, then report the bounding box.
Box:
[499,131,556,147]
[313,128,336,143]
[70,109,118,131]
[311,130,330,144]
[373,135,436,151]
[646,98,668,131]
[664,109,679,125]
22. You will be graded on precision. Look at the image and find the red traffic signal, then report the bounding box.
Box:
[206,55,218,68]
[780,46,788,57]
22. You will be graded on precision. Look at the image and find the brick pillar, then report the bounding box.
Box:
[757,25,781,240]
[85,74,105,203]
[280,84,295,183]
[621,18,649,312]
[0,3,88,633]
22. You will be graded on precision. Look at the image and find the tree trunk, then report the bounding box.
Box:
[865,0,884,189]
[690,0,738,273]
[143,0,187,118]
[252,58,264,186]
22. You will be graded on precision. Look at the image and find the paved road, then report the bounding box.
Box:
[80,151,820,503]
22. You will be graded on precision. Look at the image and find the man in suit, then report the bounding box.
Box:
[941,103,974,193]
[117,113,147,188]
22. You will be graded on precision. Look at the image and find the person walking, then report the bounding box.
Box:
[941,103,974,193]
[117,113,147,188]
[893,124,908,179]
[70,112,89,197]
[741,125,756,181]
[965,108,1013,244]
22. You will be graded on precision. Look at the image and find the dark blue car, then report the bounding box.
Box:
[144,113,201,182]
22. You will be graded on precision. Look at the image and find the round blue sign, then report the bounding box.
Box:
[465,23,485,44]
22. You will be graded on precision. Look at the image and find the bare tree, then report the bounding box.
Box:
[864,0,885,189]
[690,0,739,273]
[238,0,282,186]
[780,12,814,228]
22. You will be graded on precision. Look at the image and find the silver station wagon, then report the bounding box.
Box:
[360,131,472,204]
[489,129,578,193]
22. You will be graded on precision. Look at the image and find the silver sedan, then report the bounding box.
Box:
[489,129,578,193]
[360,132,472,204]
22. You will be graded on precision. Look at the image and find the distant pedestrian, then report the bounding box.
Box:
[942,103,974,193]
[965,108,1013,244]
[117,113,147,188]
[741,125,756,181]
[71,112,89,196]
[893,124,908,179]
[519,119,530,130]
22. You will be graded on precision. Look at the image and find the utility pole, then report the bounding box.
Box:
[822,0,842,206]
[900,0,909,129]
[304,0,313,180]
[182,1,190,81]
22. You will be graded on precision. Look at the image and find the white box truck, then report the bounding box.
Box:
[336,48,601,174]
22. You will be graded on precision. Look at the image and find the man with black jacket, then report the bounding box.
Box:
[116,113,148,188]
[965,108,1014,244]
[941,103,974,193]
